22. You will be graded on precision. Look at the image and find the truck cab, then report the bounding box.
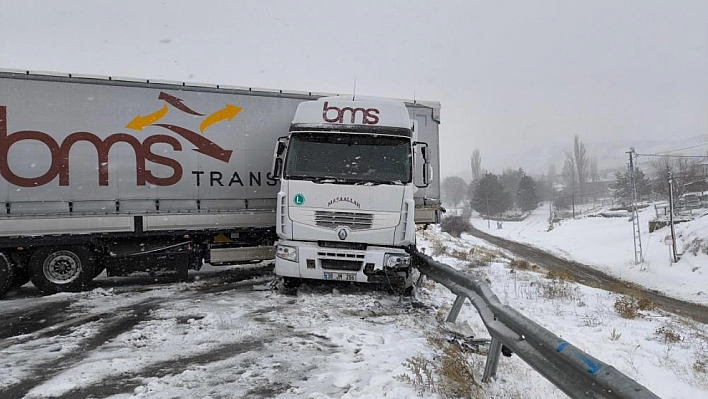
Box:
[272,97,432,290]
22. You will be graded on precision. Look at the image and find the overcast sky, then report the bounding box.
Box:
[1,0,706,177]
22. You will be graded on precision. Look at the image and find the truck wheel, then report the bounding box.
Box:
[29,246,96,295]
[0,253,13,298]
[280,277,301,295]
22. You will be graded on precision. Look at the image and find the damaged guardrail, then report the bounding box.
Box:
[411,250,661,399]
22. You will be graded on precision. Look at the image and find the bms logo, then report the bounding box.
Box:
[322,102,379,125]
[0,92,241,187]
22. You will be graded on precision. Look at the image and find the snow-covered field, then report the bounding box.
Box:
[1,226,707,398]
[472,203,708,306]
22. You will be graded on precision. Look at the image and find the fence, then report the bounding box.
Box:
[411,250,661,399]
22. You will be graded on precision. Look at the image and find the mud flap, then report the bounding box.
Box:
[0,253,13,298]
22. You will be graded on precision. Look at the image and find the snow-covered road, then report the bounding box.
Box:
[1,270,436,399]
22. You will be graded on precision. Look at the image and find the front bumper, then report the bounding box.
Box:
[274,240,411,284]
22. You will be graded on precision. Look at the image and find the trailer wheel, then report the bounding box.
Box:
[29,246,96,294]
[0,253,13,298]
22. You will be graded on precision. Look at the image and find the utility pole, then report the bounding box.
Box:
[486,196,490,229]
[572,193,575,219]
[627,149,643,265]
[668,172,678,263]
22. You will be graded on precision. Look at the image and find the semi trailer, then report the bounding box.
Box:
[0,70,441,297]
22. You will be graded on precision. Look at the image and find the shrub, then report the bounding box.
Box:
[450,249,473,261]
[637,297,655,311]
[430,240,447,256]
[440,216,472,238]
[537,270,580,300]
[609,328,622,341]
[398,356,437,395]
[546,269,574,281]
[655,326,682,344]
[614,296,640,319]
[398,336,483,399]
[437,344,483,399]
[509,258,533,270]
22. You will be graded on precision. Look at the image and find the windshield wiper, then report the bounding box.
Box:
[290,176,404,185]
[353,180,404,186]
[311,177,350,184]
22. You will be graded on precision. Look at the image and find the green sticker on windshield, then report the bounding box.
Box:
[293,194,305,205]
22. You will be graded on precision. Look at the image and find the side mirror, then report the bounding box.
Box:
[272,158,283,179]
[272,137,288,179]
[413,141,431,188]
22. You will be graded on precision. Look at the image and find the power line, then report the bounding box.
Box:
[636,153,708,160]
[653,142,708,154]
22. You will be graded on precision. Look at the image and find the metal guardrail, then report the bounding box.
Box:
[411,250,661,399]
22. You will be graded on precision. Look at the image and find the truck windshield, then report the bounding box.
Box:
[284,133,411,184]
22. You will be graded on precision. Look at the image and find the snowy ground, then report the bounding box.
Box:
[1,227,707,398]
[471,203,708,306]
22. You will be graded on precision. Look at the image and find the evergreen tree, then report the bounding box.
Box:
[517,175,539,211]
[500,168,525,207]
[612,169,651,202]
[470,173,512,216]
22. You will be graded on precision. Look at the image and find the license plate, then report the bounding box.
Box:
[323,272,356,281]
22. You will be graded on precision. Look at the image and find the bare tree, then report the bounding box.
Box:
[470,149,482,181]
[574,136,589,194]
[442,176,468,209]
[590,157,599,182]
[562,153,577,194]
[651,156,701,204]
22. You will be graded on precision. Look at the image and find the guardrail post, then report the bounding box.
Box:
[482,337,502,382]
[446,295,465,323]
[416,273,425,287]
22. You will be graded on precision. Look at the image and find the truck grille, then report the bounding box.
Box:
[314,211,373,230]
[320,259,362,271]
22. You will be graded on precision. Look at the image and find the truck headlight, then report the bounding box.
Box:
[384,253,410,268]
[276,244,298,262]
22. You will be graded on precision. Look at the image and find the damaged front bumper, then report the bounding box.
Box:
[274,240,412,287]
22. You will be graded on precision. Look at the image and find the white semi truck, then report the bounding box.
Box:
[272,97,434,291]
[0,70,441,297]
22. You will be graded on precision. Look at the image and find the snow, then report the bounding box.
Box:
[471,203,708,306]
[2,224,707,398]
[417,226,708,399]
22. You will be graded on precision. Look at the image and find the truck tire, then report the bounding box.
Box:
[280,277,301,295]
[29,246,96,295]
[0,253,13,298]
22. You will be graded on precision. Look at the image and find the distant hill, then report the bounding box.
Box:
[446,134,708,180]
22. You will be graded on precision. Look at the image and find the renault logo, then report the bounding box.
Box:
[338,228,348,240]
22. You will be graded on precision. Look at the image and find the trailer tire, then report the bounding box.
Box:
[29,246,96,295]
[0,253,13,298]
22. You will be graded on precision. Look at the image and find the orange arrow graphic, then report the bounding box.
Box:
[126,104,168,131]
[199,104,242,134]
